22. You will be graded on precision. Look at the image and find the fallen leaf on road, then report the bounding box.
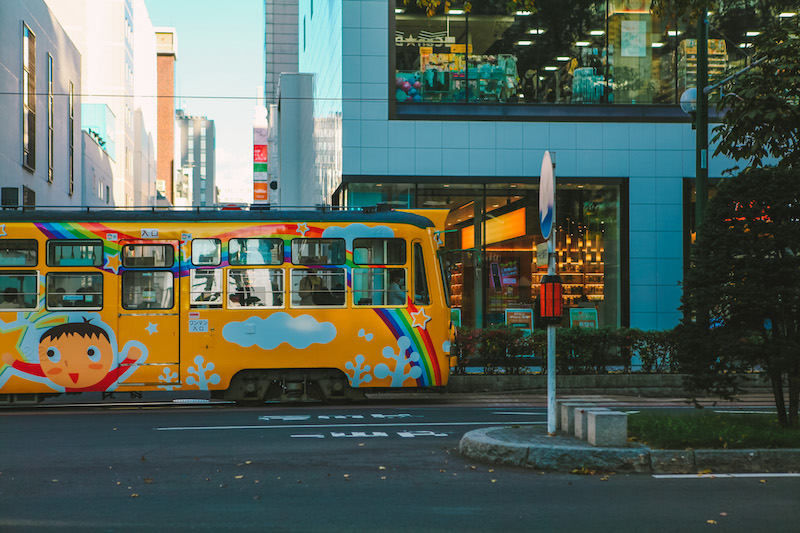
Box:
[381,476,387,480]
[719,513,727,517]
[131,493,139,498]
[245,461,252,465]
[235,475,244,479]
[51,479,58,483]
[760,480,766,483]
[379,466,386,470]
[707,520,717,524]
[491,480,497,483]
[488,469,494,473]
[143,478,153,484]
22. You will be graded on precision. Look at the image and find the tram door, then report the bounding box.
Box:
[117,240,180,387]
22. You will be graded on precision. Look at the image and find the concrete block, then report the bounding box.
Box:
[557,401,595,434]
[587,411,628,447]
[574,407,610,440]
[759,449,800,472]
[650,449,695,474]
[694,449,762,473]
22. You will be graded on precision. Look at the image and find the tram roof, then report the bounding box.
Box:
[0,206,437,229]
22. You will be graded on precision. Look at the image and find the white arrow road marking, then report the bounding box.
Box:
[397,430,448,438]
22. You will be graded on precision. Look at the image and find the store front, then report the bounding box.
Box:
[340,180,626,330]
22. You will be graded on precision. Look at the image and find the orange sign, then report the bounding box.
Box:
[253,182,269,201]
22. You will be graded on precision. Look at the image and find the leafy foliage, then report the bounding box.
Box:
[711,17,800,171]
[680,166,800,427]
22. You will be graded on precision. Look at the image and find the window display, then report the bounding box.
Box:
[394,0,776,105]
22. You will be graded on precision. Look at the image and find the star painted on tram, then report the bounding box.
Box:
[103,252,121,274]
[0,225,6,237]
[410,308,431,330]
[145,322,158,335]
[296,222,309,236]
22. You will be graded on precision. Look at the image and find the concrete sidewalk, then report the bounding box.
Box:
[459,422,800,475]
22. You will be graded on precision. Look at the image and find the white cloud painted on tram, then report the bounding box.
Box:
[222,313,337,350]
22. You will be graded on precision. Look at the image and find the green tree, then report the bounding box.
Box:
[679,166,800,428]
[711,17,800,171]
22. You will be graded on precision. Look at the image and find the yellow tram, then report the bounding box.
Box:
[0,207,454,403]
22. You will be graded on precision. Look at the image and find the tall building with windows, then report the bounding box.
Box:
[0,0,82,208]
[175,110,216,207]
[272,0,794,331]
[155,27,178,204]
[47,0,158,207]
[265,0,299,107]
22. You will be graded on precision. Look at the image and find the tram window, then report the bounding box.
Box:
[229,238,283,266]
[190,269,222,308]
[47,240,103,267]
[353,238,406,265]
[122,271,174,310]
[352,268,406,306]
[122,244,174,268]
[413,243,430,305]
[46,272,103,309]
[291,238,345,265]
[0,272,38,310]
[0,240,37,266]
[290,268,345,307]
[191,239,221,266]
[227,268,284,308]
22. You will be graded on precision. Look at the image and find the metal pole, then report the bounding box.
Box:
[547,152,557,436]
[696,9,708,232]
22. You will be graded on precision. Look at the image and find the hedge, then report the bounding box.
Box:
[451,325,680,375]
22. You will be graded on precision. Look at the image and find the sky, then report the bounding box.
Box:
[144,0,264,201]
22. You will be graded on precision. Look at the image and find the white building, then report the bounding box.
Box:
[0,0,82,207]
[47,0,158,207]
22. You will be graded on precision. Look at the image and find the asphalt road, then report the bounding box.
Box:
[1,395,798,532]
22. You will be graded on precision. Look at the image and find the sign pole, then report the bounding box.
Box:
[539,151,557,435]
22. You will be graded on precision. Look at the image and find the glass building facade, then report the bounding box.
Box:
[288,0,793,331]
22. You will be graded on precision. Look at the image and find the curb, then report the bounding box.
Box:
[458,426,800,474]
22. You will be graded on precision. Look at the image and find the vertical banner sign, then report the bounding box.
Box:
[253,107,269,204]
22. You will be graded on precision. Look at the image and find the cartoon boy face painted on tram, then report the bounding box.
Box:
[2,318,144,391]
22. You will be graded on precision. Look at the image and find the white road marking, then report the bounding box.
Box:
[319,415,365,420]
[155,421,546,431]
[371,414,413,419]
[713,410,776,414]
[290,434,325,438]
[493,412,544,416]
[397,430,448,438]
[653,473,800,479]
[258,415,312,421]
[331,431,388,438]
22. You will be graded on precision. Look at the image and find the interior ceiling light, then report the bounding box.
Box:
[395,8,404,13]
[667,30,681,36]
[544,66,558,71]
[448,9,464,15]
[516,11,532,16]
[652,42,665,48]
[529,28,545,35]
[746,31,761,36]
[556,56,570,61]
[517,40,533,46]
[589,30,605,36]
[575,41,590,47]
[779,12,797,17]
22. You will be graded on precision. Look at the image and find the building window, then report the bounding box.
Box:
[22,186,35,210]
[393,1,772,106]
[69,82,74,195]
[22,24,36,171]
[47,55,53,183]
[2,188,19,209]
